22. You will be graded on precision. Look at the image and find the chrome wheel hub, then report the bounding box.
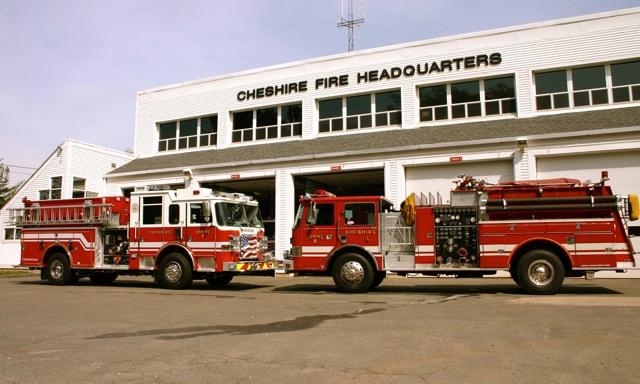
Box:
[528,260,554,286]
[50,260,64,279]
[341,261,365,285]
[164,261,183,283]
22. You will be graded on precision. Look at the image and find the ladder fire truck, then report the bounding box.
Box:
[11,186,275,289]
[283,172,639,294]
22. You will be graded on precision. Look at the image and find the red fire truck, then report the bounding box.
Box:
[283,173,639,294]
[11,187,275,289]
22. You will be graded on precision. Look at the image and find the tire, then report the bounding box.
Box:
[370,271,386,289]
[332,253,375,293]
[158,253,193,289]
[89,272,118,284]
[516,249,565,295]
[205,273,234,288]
[46,253,75,285]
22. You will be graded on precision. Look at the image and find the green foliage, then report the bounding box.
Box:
[0,163,22,209]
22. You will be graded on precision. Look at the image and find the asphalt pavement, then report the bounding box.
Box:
[1,274,639,384]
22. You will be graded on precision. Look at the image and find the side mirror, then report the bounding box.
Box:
[203,201,211,222]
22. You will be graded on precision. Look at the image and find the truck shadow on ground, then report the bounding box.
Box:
[16,278,273,292]
[87,308,386,340]
[271,281,621,296]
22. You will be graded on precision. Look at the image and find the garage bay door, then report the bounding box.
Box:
[405,160,514,203]
[537,150,640,228]
[536,151,639,195]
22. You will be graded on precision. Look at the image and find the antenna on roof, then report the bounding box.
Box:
[337,0,365,52]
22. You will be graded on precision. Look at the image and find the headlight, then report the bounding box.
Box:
[229,235,240,251]
[259,237,269,251]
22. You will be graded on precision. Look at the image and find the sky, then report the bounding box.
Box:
[1,0,639,184]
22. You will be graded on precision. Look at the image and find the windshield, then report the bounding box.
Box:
[215,202,264,228]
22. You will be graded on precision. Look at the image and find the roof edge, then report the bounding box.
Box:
[106,125,640,179]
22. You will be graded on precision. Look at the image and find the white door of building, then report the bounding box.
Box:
[405,160,514,204]
[536,150,640,228]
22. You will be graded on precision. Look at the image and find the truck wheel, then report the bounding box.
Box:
[516,250,565,295]
[89,272,118,284]
[510,270,521,287]
[159,253,193,289]
[332,253,374,293]
[205,273,234,287]
[46,253,75,285]
[370,271,386,289]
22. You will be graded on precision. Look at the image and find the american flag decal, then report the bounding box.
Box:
[240,234,259,259]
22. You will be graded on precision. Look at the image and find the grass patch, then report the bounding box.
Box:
[0,269,36,278]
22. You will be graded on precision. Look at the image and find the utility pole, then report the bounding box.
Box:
[337,0,365,52]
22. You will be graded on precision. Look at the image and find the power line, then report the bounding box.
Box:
[2,164,37,170]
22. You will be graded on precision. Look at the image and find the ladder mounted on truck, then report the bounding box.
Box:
[9,199,117,227]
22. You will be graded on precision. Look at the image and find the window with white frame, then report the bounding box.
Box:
[231,103,302,143]
[319,90,401,133]
[611,60,640,103]
[4,227,21,240]
[72,177,86,198]
[535,59,640,111]
[39,176,62,200]
[419,75,516,122]
[158,115,217,152]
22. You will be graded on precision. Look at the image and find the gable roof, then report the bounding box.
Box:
[109,106,640,177]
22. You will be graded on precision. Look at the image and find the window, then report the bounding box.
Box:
[72,177,86,198]
[281,104,302,137]
[142,196,163,225]
[256,107,278,140]
[39,176,62,200]
[319,90,401,133]
[158,122,177,151]
[308,203,334,226]
[178,119,198,149]
[4,227,20,240]
[535,70,569,110]
[346,94,372,130]
[611,61,640,103]
[233,111,254,142]
[485,76,516,115]
[158,115,217,152]
[535,59,640,111]
[572,65,607,106]
[199,115,218,146]
[419,76,516,122]
[232,103,303,143]
[215,203,264,227]
[189,203,208,224]
[419,84,448,121]
[319,98,343,133]
[344,203,375,226]
[375,91,402,126]
[451,81,481,119]
[168,204,180,225]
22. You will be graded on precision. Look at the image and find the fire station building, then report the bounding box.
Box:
[94,8,640,260]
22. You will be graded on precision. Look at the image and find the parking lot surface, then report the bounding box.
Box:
[1,274,639,384]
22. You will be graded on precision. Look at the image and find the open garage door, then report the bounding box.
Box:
[405,160,514,203]
[201,177,276,249]
[294,169,385,197]
[537,150,640,231]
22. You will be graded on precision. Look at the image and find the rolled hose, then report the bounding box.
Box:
[629,194,639,221]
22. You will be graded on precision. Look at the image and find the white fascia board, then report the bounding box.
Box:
[138,8,640,96]
[65,139,136,160]
[106,125,640,179]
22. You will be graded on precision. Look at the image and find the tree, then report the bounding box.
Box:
[0,162,22,209]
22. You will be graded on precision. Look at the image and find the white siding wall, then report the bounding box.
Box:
[133,10,640,156]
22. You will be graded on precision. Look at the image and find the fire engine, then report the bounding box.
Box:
[283,172,640,294]
[11,185,275,289]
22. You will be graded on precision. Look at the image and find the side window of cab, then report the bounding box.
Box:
[308,203,334,226]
